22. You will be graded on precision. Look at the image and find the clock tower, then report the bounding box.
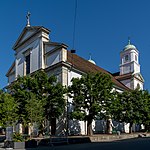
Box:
[116,39,144,90]
[120,39,140,75]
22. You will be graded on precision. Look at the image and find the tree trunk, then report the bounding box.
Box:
[51,118,56,135]
[145,124,150,132]
[106,119,112,134]
[38,123,44,137]
[87,119,93,136]
[29,125,32,139]
[129,122,133,134]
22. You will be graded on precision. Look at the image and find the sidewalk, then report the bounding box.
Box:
[0,133,149,150]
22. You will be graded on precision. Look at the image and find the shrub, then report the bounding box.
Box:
[13,133,24,142]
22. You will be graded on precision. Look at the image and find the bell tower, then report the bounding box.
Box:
[118,39,144,90]
[120,39,140,75]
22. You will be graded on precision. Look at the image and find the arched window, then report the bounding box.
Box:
[25,54,30,75]
[135,55,137,61]
[124,55,129,62]
[136,83,140,89]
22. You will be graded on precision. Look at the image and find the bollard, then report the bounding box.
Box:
[117,131,121,136]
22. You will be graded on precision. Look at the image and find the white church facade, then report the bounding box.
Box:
[6,17,144,135]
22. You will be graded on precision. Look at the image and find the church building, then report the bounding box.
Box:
[6,15,144,135]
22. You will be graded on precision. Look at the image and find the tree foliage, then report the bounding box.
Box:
[10,75,32,123]
[9,70,66,135]
[2,69,150,135]
[45,81,66,121]
[0,92,18,127]
[68,72,113,135]
[139,90,150,130]
[25,92,44,126]
[111,89,146,133]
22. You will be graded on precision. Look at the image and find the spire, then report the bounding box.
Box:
[123,37,136,51]
[89,53,92,60]
[88,53,96,65]
[26,12,31,27]
[128,37,131,45]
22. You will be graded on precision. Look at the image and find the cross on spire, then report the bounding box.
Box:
[89,53,92,60]
[26,12,31,27]
[128,37,131,45]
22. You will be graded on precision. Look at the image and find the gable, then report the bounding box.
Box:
[6,61,15,77]
[19,30,35,43]
[13,27,40,50]
[45,43,60,54]
[134,73,144,82]
[44,42,67,54]
[13,26,50,50]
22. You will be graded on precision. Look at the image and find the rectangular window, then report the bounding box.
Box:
[135,55,137,61]
[125,55,129,61]
[26,54,30,74]
[124,54,130,63]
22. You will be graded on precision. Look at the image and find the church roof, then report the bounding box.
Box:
[113,72,133,81]
[44,41,68,48]
[113,72,144,83]
[67,51,129,91]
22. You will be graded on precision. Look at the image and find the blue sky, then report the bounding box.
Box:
[0,0,150,91]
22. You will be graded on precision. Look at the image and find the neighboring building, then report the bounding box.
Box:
[6,17,144,135]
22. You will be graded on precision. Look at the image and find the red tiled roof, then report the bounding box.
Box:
[67,51,129,91]
[114,73,132,81]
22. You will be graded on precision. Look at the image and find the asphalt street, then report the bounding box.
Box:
[1,136,150,150]
[26,137,150,150]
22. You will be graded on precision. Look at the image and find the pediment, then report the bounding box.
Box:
[6,61,15,77]
[19,30,35,43]
[133,73,144,82]
[44,42,67,54]
[13,27,41,50]
[13,26,50,50]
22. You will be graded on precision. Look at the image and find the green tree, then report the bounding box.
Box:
[112,89,144,133]
[44,76,66,135]
[25,92,44,138]
[68,72,113,135]
[140,90,150,131]
[10,75,32,124]
[0,92,18,127]
[10,70,66,135]
[28,71,66,135]
[10,71,49,125]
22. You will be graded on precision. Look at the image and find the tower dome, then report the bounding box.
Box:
[88,53,96,65]
[88,59,96,65]
[123,38,137,51]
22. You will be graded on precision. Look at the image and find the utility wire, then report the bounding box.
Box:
[72,0,77,50]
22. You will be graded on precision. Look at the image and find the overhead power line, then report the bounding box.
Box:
[72,0,77,51]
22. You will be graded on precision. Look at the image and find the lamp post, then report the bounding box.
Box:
[66,101,70,143]
[122,111,127,133]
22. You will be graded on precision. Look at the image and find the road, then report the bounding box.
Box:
[26,137,150,150]
[1,136,150,150]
